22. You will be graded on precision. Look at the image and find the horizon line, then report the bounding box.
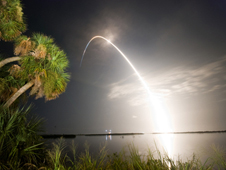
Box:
[40,130,226,138]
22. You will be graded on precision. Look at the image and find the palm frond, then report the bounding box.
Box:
[47,47,69,72]
[31,33,54,47]
[34,44,47,59]
[14,35,34,56]
[42,70,69,101]
[0,0,26,41]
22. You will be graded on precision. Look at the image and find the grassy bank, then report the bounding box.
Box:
[1,106,225,169]
[9,138,224,170]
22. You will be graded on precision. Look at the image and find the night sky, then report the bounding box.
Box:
[8,0,226,134]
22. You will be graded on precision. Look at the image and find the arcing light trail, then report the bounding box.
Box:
[80,35,174,156]
[80,36,150,94]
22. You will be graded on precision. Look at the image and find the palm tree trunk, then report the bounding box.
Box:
[0,56,21,68]
[4,80,34,108]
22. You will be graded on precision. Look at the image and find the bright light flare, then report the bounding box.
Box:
[80,35,174,157]
[150,93,174,157]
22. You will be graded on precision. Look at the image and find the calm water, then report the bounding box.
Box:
[46,133,226,162]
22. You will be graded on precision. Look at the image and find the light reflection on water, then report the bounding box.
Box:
[158,134,174,158]
[48,133,226,163]
[105,135,112,141]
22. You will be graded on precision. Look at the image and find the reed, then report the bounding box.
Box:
[47,138,67,170]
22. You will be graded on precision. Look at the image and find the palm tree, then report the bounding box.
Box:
[0,0,26,41]
[0,63,26,107]
[1,33,70,108]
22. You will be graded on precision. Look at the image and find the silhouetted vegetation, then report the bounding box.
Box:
[0,105,45,169]
[2,131,226,169]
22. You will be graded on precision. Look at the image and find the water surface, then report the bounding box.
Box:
[46,133,226,163]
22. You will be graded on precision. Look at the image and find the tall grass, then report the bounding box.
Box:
[1,132,225,169]
[207,144,226,169]
[43,138,219,170]
[0,105,45,170]
[47,138,67,170]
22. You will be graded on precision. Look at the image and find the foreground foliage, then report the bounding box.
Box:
[0,0,70,108]
[18,138,226,170]
[1,129,226,170]
[0,0,26,41]
[0,33,70,108]
[0,106,225,170]
[0,105,45,169]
